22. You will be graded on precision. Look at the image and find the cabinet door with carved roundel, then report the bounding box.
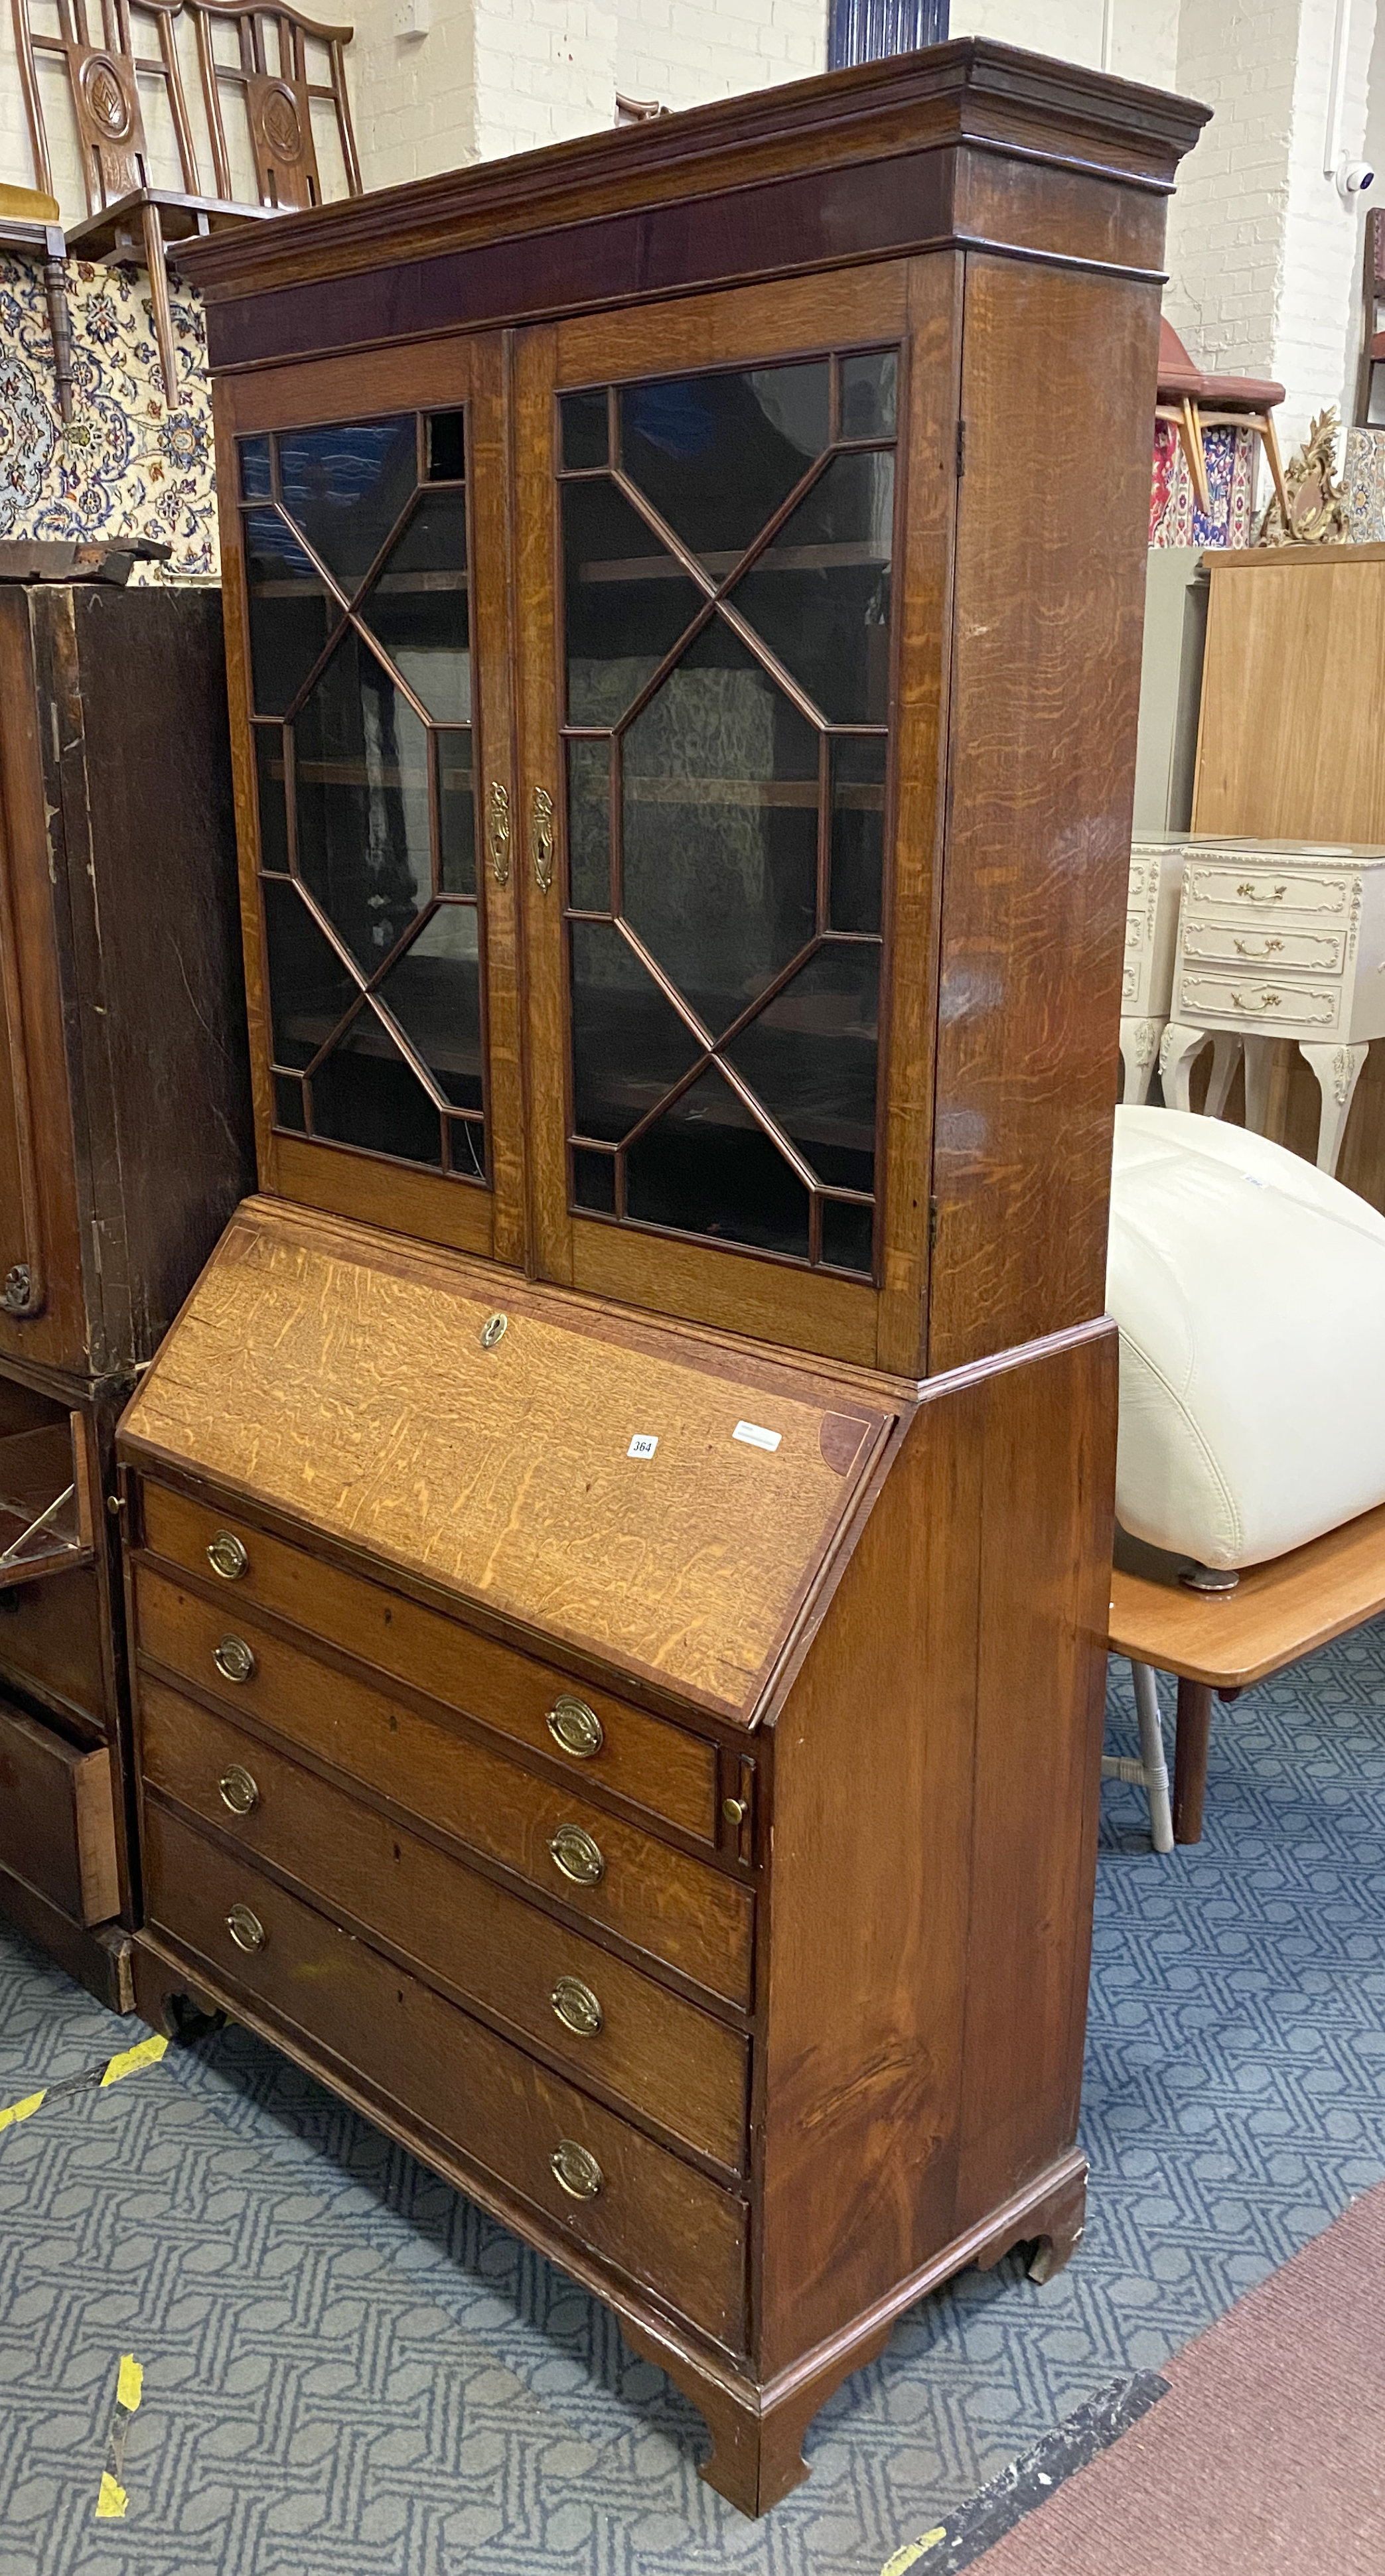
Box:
[230,343,523,1264]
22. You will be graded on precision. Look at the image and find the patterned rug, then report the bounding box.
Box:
[3,1615,1384,2576]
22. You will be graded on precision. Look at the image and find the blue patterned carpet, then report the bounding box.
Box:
[4,1617,1385,2576]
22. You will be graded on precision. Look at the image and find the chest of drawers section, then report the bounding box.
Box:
[1172,849,1385,1043]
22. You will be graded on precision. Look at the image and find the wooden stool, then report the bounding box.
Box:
[1109,1503,1385,1846]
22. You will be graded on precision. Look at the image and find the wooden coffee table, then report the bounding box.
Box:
[1110,1502,1385,1844]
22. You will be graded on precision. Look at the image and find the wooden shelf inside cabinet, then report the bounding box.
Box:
[0,1415,95,1588]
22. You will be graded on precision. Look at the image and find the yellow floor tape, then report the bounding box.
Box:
[0,2031,168,2135]
[881,2530,948,2575]
[94,2354,144,2520]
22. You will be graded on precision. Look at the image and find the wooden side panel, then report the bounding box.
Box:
[0,592,86,1375]
[0,1696,120,1925]
[926,255,1160,1373]
[0,1562,108,1731]
[952,1323,1116,2226]
[758,1323,1115,2373]
[1193,554,1385,846]
[40,586,256,1373]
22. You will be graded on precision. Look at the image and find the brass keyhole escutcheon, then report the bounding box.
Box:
[213,1635,255,1684]
[532,784,555,894]
[486,780,511,886]
[480,1312,508,1350]
[547,1823,605,1887]
[226,1903,266,1953]
[551,1975,603,2037]
[550,2138,603,2200]
[218,1764,259,1817]
[546,1696,603,1759]
[207,1530,248,1582]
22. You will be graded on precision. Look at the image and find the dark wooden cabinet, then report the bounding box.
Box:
[120,40,1206,2514]
[0,581,255,2003]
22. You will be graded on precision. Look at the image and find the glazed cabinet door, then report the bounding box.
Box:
[218,335,524,1264]
[514,261,960,1369]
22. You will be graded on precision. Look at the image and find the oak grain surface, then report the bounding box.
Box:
[121,1201,889,1720]
[1110,1500,1385,1688]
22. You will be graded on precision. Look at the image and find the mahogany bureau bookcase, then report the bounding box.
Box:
[0,578,254,2006]
[117,43,1207,2514]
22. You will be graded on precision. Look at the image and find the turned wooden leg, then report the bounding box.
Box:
[1178,395,1211,517]
[1173,1675,1214,1844]
[1260,409,1291,525]
[42,246,75,425]
[139,198,181,410]
[1158,1020,1211,1113]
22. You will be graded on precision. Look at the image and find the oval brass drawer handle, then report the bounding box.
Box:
[551,1974,603,2037]
[547,1822,605,1886]
[218,1763,259,1817]
[206,1530,248,1582]
[550,2137,603,2200]
[546,1695,603,1759]
[226,1903,265,1952]
[213,1635,255,1684]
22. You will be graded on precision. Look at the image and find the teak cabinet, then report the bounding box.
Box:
[0,582,254,2003]
[120,43,1206,2516]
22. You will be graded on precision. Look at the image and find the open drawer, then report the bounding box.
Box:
[0,1380,96,1589]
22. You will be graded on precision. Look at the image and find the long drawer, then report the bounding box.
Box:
[1181,862,1355,919]
[1179,923,1347,973]
[0,1694,119,1925]
[141,1677,748,2169]
[1174,971,1342,1034]
[143,1801,748,2352]
[133,1569,754,2007]
[138,1481,717,1842]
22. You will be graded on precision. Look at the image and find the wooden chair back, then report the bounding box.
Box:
[185,0,359,209]
[9,0,358,215]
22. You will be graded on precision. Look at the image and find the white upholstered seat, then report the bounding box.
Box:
[1108,1105,1385,1572]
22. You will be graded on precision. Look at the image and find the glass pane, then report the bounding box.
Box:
[563,479,703,725]
[572,1144,617,1213]
[360,492,470,724]
[277,416,417,594]
[244,508,338,716]
[570,922,703,1144]
[567,737,611,911]
[254,726,289,872]
[273,1073,307,1132]
[830,737,887,934]
[427,411,465,481]
[622,622,818,1037]
[436,732,476,895]
[620,362,829,571]
[238,434,272,498]
[294,630,431,972]
[310,1002,443,1166]
[625,1064,810,1260]
[725,942,879,1193]
[376,904,483,1111]
[839,352,897,441]
[447,1115,486,1182]
[733,450,895,724]
[561,389,609,470]
[261,877,358,1070]
[821,1197,873,1276]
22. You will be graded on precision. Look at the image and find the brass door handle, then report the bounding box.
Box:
[532,785,554,893]
[218,1764,259,1816]
[550,2138,603,2199]
[551,1975,603,2037]
[486,780,511,886]
[226,1903,265,1952]
[207,1530,248,1581]
[213,1635,255,1684]
[546,1695,603,1758]
[547,1822,605,1885]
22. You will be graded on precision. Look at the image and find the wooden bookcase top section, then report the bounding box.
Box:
[119,1197,899,1722]
[177,39,1209,370]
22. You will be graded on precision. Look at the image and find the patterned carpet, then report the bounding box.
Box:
[3,1616,1385,2576]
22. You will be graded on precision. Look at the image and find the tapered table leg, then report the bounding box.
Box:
[1173,1675,1213,1844]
